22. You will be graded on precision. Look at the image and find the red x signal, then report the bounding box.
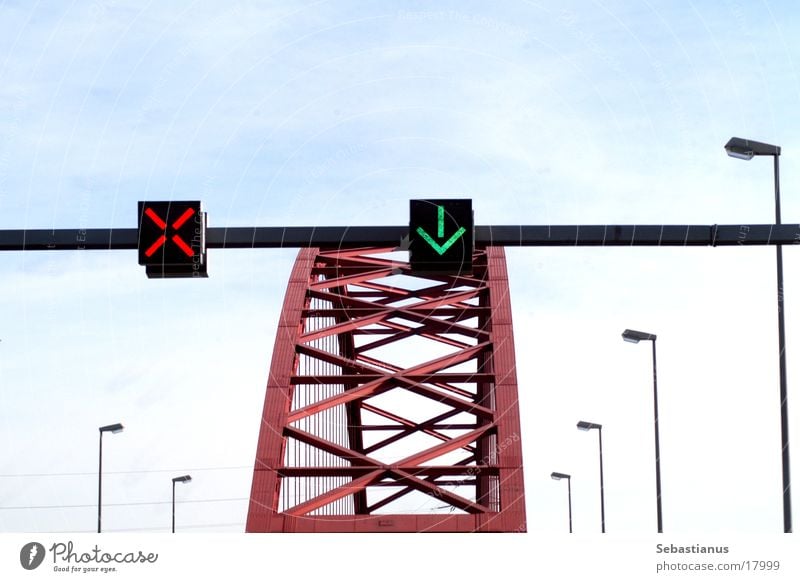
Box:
[143,207,196,258]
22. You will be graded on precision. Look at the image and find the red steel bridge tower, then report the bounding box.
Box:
[246,245,526,532]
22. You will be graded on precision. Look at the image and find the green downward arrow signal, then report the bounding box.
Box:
[416,204,467,256]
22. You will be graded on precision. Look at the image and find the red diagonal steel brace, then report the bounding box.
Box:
[295,344,385,376]
[396,424,495,468]
[309,285,486,325]
[389,468,490,514]
[284,469,386,516]
[308,267,395,290]
[283,425,380,467]
[359,403,474,455]
[356,320,471,352]
[307,288,490,341]
[313,252,398,270]
[300,310,392,343]
[317,246,396,258]
[356,354,477,399]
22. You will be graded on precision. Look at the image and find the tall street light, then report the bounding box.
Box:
[725,136,792,533]
[172,475,192,533]
[577,420,605,533]
[551,472,573,533]
[98,423,124,533]
[622,329,663,533]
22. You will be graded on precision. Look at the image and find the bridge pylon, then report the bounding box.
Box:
[246,246,525,532]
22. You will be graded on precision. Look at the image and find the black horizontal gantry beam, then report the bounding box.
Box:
[1,224,800,251]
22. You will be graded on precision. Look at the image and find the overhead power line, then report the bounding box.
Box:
[0,497,248,510]
[0,465,251,478]
[40,522,245,533]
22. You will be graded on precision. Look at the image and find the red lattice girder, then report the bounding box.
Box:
[246,246,526,532]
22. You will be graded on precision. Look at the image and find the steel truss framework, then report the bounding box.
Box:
[246,246,526,532]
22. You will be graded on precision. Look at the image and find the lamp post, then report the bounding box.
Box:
[551,472,573,533]
[172,475,192,533]
[725,137,791,533]
[98,423,124,533]
[622,328,663,533]
[577,421,605,532]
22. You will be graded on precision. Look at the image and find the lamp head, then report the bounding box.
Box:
[725,137,780,160]
[551,472,570,481]
[172,475,192,484]
[622,329,656,343]
[577,421,602,431]
[99,423,124,434]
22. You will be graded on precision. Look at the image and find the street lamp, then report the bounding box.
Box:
[577,420,605,533]
[98,423,124,533]
[622,328,663,533]
[551,472,573,533]
[725,136,791,533]
[172,475,192,533]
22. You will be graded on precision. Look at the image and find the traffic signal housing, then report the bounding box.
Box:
[137,201,207,278]
[409,199,473,274]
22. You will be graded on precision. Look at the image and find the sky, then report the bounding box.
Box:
[1,0,800,537]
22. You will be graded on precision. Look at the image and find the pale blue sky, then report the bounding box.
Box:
[1,0,799,534]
